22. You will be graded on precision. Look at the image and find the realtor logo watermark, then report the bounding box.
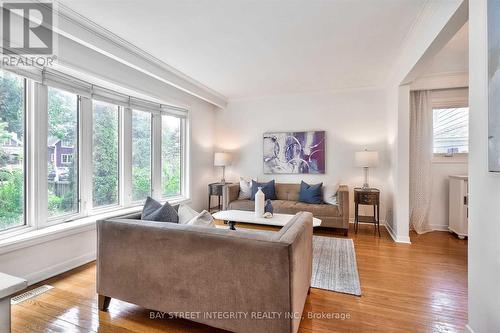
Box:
[1,0,56,66]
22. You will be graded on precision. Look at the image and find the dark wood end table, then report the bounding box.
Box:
[354,187,381,237]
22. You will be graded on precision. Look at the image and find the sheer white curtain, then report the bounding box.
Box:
[410,90,433,234]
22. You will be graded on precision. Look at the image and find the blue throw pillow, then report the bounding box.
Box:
[251,180,277,201]
[299,181,323,204]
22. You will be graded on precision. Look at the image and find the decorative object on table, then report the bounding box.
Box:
[250,180,277,200]
[354,187,380,237]
[254,187,265,217]
[311,236,361,296]
[213,152,232,183]
[208,182,232,212]
[299,181,323,204]
[238,177,255,200]
[141,197,179,223]
[262,212,273,218]
[264,199,274,215]
[488,2,500,172]
[355,149,379,189]
[263,130,325,174]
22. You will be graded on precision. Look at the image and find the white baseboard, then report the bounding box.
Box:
[24,251,96,286]
[385,222,411,244]
[465,324,475,333]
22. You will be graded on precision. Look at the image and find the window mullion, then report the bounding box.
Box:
[121,107,133,206]
[34,83,48,228]
[152,113,162,200]
[79,97,93,216]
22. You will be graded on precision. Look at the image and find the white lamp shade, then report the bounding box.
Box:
[214,152,232,166]
[355,151,379,168]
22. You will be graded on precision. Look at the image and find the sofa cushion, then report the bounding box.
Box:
[141,197,179,223]
[251,180,277,200]
[275,183,300,201]
[228,199,340,218]
[299,181,323,204]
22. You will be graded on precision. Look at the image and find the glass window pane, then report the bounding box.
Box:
[92,100,119,208]
[161,115,181,197]
[0,71,25,231]
[47,87,79,217]
[132,110,151,201]
[433,107,469,154]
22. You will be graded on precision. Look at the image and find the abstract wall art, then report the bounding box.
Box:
[263,131,325,174]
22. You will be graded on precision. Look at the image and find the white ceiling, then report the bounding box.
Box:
[60,0,428,99]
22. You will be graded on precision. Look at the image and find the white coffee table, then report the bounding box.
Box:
[212,210,322,230]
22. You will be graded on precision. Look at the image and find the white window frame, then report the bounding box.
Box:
[61,154,73,164]
[159,113,187,200]
[90,101,122,212]
[44,88,83,226]
[431,89,469,162]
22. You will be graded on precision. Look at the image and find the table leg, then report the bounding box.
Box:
[377,204,381,237]
[228,221,236,230]
[208,194,211,212]
[0,297,10,333]
[354,203,359,234]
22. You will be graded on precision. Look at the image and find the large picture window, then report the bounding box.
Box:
[0,71,25,231]
[47,87,79,217]
[161,115,182,197]
[92,100,119,208]
[0,68,189,237]
[132,109,152,201]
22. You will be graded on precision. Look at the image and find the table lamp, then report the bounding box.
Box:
[214,152,232,184]
[355,149,379,189]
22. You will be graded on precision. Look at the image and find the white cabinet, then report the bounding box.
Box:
[448,175,468,239]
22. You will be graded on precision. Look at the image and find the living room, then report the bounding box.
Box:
[0,1,498,333]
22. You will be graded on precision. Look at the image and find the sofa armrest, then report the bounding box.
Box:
[223,183,240,210]
[337,185,349,225]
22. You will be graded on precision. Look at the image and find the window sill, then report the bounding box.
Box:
[432,155,468,164]
[0,196,190,255]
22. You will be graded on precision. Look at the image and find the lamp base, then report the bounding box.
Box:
[361,183,370,190]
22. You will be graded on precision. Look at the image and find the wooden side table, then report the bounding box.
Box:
[208,182,231,212]
[354,188,380,236]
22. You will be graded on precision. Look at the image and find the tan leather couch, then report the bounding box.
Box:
[224,183,349,235]
[97,212,313,333]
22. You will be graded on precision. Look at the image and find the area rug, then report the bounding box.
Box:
[311,236,361,296]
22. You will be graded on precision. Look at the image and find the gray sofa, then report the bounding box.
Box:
[224,183,350,235]
[97,211,313,333]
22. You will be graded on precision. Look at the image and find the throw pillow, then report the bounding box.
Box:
[251,180,277,201]
[141,197,179,223]
[299,181,324,204]
[238,177,255,200]
[178,204,199,224]
[323,182,340,205]
[186,210,216,227]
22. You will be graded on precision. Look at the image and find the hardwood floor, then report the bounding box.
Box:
[11,223,468,333]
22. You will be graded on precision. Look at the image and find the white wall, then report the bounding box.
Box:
[215,88,391,222]
[468,0,500,331]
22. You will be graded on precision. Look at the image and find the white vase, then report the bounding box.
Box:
[255,187,265,217]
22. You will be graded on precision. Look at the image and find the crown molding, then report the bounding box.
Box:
[51,2,227,108]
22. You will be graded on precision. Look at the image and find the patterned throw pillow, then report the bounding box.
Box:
[141,197,179,223]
